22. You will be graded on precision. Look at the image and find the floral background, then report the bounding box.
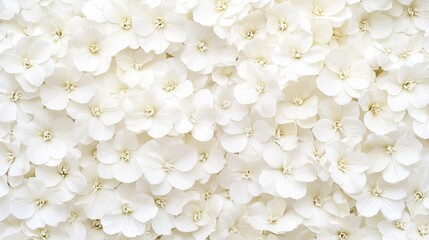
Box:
[0,0,429,239]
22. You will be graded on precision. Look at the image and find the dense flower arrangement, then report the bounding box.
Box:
[1,0,429,239]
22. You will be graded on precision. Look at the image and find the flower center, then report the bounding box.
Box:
[39,230,49,240]
[122,205,132,215]
[92,179,103,191]
[245,30,255,40]
[9,91,22,102]
[143,105,156,118]
[276,18,288,31]
[338,71,348,80]
[332,28,342,39]
[385,145,395,156]
[197,41,209,52]
[369,103,383,114]
[255,56,267,66]
[64,81,76,92]
[215,0,227,12]
[221,99,231,109]
[155,198,167,208]
[199,153,209,162]
[313,195,323,207]
[332,120,342,131]
[313,150,321,162]
[241,169,252,179]
[229,226,237,233]
[281,166,292,175]
[399,48,411,58]
[91,106,102,117]
[7,152,16,164]
[154,17,166,30]
[312,6,324,16]
[402,80,416,91]
[162,161,173,172]
[338,232,348,240]
[359,20,370,32]
[120,150,130,162]
[396,221,407,230]
[370,185,383,197]
[418,225,429,236]
[132,62,144,71]
[193,211,202,222]
[36,198,47,208]
[92,219,103,229]
[337,158,347,172]
[293,96,304,105]
[256,81,265,94]
[52,29,63,40]
[414,190,425,201]
[245,127,253,137]
[408,7,418,17]
[42,130,53,141]
[163,81,176,92]
[291,48,303,58]
[89,43,99,54]
[22,56,33,68]
[268,215,278,224]
[203,190,213,200]
[121,17,132,30]
[58,164,69,177]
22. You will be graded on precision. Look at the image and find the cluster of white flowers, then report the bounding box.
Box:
[1,0,429,239]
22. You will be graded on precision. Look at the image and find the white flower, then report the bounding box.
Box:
[313,99,366,144]
[326,141,369,194]
[186,136,225,183]
[355,174,406,220]
[218,116,272,153]
[35,154,86,201]
[0,71,42,123]
[76,163,119,219]
[180,22,237,74]
[67,93,123,142]
[102,0,141,53]
[0,37,54,92]
[115,48,164,88]
[364,131,422,183]
[176,89,217,142]
[192,0,249,27]
[217,153,263,204]
[266,2,311,39]
[133,2,186,54]
[358,89,404,135]
[71,25,114,75]
[124,88,178,138]
[101,184,158,238]
[277,77,318,127]
[246,198,303,234]
[10,179,67,229]
[13,111,76,166]
[259,143,317,199]
[273,32,326,80]
[0,140,30,177]
[378,63,429,112]
[378,211,414,240]
[316,48,373,104]
[153,58,194,100]
[39,66,96,110]
[406,169,429,217]
[234,67,282,118]
[408,105,429,139]
[139,138,197,195]
[175,200,217,239]
[213,86,248,126]
[230,11,267,50]
[96,129,144,183]
[317,216,365,240]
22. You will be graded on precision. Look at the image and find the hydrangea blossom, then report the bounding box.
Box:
[1,0,429,239]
